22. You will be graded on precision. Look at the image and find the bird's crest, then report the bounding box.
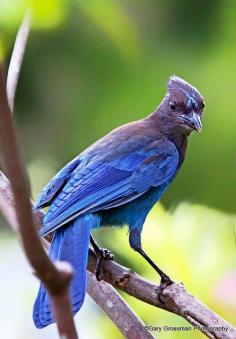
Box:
[167,75,201,99]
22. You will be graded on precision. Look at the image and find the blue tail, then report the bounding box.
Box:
[33,214,98,328]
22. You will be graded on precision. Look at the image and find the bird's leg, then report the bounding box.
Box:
[129,229,173,285]
[136,248,173,284]
[90,235,114,281]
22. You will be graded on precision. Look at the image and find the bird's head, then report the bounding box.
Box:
[159,75,205,135]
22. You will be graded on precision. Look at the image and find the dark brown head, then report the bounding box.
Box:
[153,75,205,136]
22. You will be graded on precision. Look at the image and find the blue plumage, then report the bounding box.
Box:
[33,75,204,328]
[39,132,178,236]
[33,214,97,328]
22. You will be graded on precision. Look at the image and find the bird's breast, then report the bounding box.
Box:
[100,184,169,228]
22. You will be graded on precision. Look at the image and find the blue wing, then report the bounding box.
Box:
[34,156,81,209]
[37,138,179,237]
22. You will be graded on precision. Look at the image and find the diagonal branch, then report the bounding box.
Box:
[87,272,154,339]
[0,14,78,338]
[0,65,78,339]
[87,250,236,339]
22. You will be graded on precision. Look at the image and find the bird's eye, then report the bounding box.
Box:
[201,101,205,109]
[169,101,177,111]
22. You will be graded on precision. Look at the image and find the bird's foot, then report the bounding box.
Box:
[95,248,114,281]
[158,272,174,304]
[160,272,173,286]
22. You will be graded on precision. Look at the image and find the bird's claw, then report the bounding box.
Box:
[100,248,114,261]
[95,248,114,281]
[158,273,174,304]
[160,273,173,286]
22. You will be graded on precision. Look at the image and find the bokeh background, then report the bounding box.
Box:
[0,1,236,338]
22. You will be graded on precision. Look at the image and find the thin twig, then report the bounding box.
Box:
[7,12,30,112]
[0,171,18,231]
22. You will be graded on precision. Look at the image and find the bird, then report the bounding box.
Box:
[32,75,205,328]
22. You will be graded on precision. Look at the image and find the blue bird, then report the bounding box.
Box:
[33,76,204,328]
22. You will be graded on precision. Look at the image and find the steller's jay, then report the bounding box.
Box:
[33,75,204,328]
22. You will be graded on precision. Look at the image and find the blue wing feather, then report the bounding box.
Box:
[33,156,81,210]
[39,138,179,237]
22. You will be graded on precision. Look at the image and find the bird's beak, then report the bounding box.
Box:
[180,112,202,132]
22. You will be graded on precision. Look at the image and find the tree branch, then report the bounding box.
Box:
[87,272,154,339]
[87,251,236,339]
[7,12,31,112]
[0,64,78,339]
[0,14,78,338]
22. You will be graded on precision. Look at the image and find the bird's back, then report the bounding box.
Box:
[35,118,181,236]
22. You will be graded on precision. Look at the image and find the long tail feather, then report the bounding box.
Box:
[33,214,98,328]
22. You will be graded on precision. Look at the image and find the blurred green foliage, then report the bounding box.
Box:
[0,1,235,338]
[0,0,67,30]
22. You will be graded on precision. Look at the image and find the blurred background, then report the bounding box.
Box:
[0,0,236,338]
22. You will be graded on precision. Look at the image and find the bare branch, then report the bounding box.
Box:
[7,12,30,112]
[0,171,18,231]
[0,14,79,337]
[87,250,236,339]
[87,271,154,339]
[0,65,78,339]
